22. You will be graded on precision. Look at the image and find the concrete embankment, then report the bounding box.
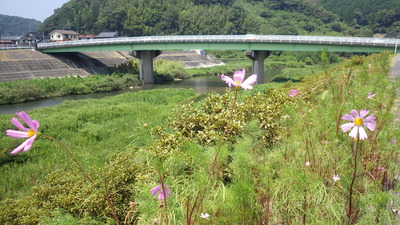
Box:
[0,50,225,82]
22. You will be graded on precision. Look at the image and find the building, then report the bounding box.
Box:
[96,32,119,39]
[0,36,19,45]
[78,34,95,40]
[49,30,79,42]
[18,32,46,46]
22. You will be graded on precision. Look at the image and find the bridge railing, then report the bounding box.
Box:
[37,35,400,49]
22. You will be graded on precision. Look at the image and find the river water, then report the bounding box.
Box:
[0,69,281,115]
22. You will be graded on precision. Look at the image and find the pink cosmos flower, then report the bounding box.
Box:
[220,69,257,90]
[378,166,386,172]
[391,139,397,144]
[367,92,376,99]
[341,109,376,141]
[6,111,40,154]
[150,184,171,200]
[289,89,299,97]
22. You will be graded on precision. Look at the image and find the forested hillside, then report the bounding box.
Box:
[0,15,41,36]
[38,0,371,37]
[320,0,400,34]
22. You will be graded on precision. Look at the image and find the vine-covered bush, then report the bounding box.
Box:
[170,89,288,146]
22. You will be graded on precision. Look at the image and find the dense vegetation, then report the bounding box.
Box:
[39,0,367,36]
[0,52,398,224]
[321,0,400,34]
[0,14,41,36]
[0,74,140,105]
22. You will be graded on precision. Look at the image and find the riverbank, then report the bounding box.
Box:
[0,52,398,224]
[0,73,141,105]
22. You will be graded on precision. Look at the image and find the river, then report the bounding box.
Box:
[0,69,281,115]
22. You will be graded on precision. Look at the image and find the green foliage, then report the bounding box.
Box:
[38,0,357,37]
[321,0,400,34]
[0,52,398,224]
[115,59,190,82]
[114,59,139,75]
[186,59,251,76]
[0,74,140,105]
[154,59,190,81]
[170,89,286,146]
[0,15,41,36]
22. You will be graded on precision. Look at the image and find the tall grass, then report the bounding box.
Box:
[0,52,399,224]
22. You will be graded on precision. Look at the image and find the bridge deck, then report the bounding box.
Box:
[37,35,400,53]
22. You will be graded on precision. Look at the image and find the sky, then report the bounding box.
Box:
[0,0,70,22]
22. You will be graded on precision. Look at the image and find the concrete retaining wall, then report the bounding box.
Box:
[0,50,225,82]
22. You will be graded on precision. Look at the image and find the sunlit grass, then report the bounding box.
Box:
[0,52,399,224]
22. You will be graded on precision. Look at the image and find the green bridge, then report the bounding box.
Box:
[37,35,400,83]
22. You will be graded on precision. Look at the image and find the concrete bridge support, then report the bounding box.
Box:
[245,51,271,84]
[132,50,162,84]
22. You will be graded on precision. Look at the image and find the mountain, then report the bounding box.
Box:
[320,0,400,34]
[39,0,369,37]
[0,14,42,36]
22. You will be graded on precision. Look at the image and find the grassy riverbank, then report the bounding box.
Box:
[0,52,399,224]
[0,74,141,105]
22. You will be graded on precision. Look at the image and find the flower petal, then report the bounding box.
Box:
[150,185,161,196]
[364,121,376,131]
[6,130,29,138]
[158,192,165,200]
[341,122,355,133]
[221,75,235,87]
[10,141,27,154]
[242,74,257,89]
[341,113,355,121]
[11,118,29,131]
[165,185,171,194]
[233,69,245,83]
[363,114,376,122]
[349,110,359,119]
[31,120,40,131]
[16,111,34,130]
[349,126,358,139]
[358,126,368,140]
[359,109,369,119]
[23,136,36,152]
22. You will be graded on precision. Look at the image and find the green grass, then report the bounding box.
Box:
[0,88,196,199]
[0,52,399,224]
[0,74,141,105]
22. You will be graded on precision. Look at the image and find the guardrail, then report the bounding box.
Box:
[37,35,400,51]
[0,45,34,50]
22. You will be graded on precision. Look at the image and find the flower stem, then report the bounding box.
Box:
[348,140,360,224]
[189,90,238,224]
[42,134,121,225]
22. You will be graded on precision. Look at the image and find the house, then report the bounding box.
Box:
[18,32,46,46]
[49,30,79,42]
[96,31,119,39]
[78,34,95,40]
[0,36,20,45]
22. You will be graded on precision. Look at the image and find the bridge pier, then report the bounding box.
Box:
[132,50,162,84]
[245,51,271,84]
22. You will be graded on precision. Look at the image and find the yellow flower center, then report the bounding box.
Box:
[354,118,363,126]
[235,81,242,85]
[27,129,36,137]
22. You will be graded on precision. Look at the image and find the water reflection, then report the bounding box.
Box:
[142,75,227,94]
[0,69,281,115]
